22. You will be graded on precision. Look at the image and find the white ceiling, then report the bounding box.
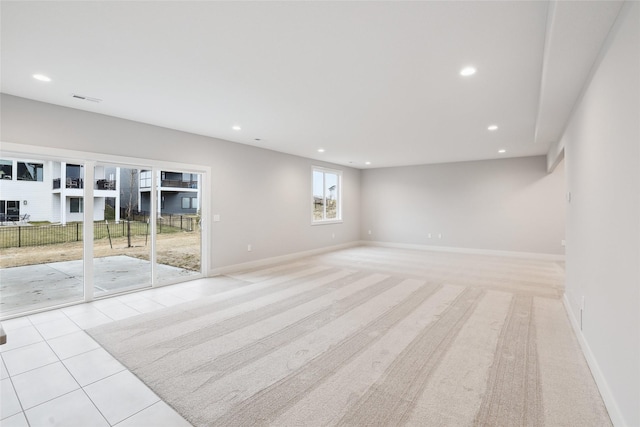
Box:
[0,1,623,169]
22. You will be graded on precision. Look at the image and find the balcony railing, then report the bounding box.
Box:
[52,178,84,189]
[96,179,116,190]
[161,179,197,189]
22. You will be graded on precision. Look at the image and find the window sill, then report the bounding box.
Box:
[311,219,343,226]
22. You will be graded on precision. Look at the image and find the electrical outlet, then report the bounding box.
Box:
[247,244,252,252]
[428,233,432,239]
[368,230,372,235]
[332,233,335,239]
[213,214,221,222]
[438,233,442,239]
[561,239,566,247]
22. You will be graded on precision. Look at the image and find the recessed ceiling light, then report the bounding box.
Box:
[317,148,325,153]
[459,66,476,77]
[498,149,506,154]
[488,125,498,131]
[365,161,371,165]
[232,125,241,131]
[33,74,51,82]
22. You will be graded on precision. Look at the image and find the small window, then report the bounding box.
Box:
[17,162,44,181]
[70,197,84,213]
[140,170,151,188]
[312,167,342,223]
[66,164,83,179]
[182,197,197,209]
[4,200,20,220]
[0,159,12,180]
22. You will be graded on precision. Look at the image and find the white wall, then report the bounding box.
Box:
[561,2,639,426]
[0,94,361,270]
[51,195,60,223]
[360,156,565,255]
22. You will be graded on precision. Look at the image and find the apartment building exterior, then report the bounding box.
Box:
[0,157,119,223]
[138,170,199,216]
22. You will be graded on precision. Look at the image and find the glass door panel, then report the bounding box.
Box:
[0,158,84,316]
[155,170,202,285]
[93,164,151,296]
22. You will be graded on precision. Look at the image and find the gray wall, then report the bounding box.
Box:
[139,192,197,215]
[360,156,565,255]
[561,3,639,425]
[0,94,361,270]
[162,192,197,215]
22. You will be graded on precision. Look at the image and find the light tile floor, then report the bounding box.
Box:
[0,277,233,426]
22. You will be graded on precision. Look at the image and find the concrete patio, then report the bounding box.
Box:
[0,255,199,317]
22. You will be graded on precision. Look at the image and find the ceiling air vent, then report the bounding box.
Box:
[72,94,102,103]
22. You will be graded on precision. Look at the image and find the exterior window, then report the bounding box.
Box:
[140,170,151,188]
[0,159,12,180]
[312,167,342,223]
[181,173,198,188]
[181,197,197,209]
[1,200,21,220]
[17,162,44,181]
[70,197,84,213]
[2,200,21,220]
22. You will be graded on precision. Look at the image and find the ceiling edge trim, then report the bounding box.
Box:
[551,1,628,155]
[533,0,557,146]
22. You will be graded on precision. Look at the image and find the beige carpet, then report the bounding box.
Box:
[88,246,611,426]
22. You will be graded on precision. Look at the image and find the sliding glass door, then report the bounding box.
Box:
[0,150,207,319]
[93,163,152,296]
[0,158,85,316]
[154,170,202,285]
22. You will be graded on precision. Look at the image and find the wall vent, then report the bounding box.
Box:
[72,94,102,103]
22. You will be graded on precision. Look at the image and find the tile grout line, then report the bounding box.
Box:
[108,396,163,427]
[2,364,28,424]
[5,316,52,425]
[6,308,109,426]
[64,304,172,426]
[38,310,113,427]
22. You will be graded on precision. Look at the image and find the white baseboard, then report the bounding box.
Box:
[209,240,564,277]
[208,241,360,276]
[562,294,626,427]
[360,240,566,261]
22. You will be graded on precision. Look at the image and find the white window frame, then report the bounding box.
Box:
[139,170,152,188]
[1,141,211,314]
[311,166,342,225]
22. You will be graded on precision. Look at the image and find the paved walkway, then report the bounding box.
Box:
[0,256,199,317]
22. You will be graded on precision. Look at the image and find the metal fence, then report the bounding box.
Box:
[119,210,197,231]
[0,216,195,249]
